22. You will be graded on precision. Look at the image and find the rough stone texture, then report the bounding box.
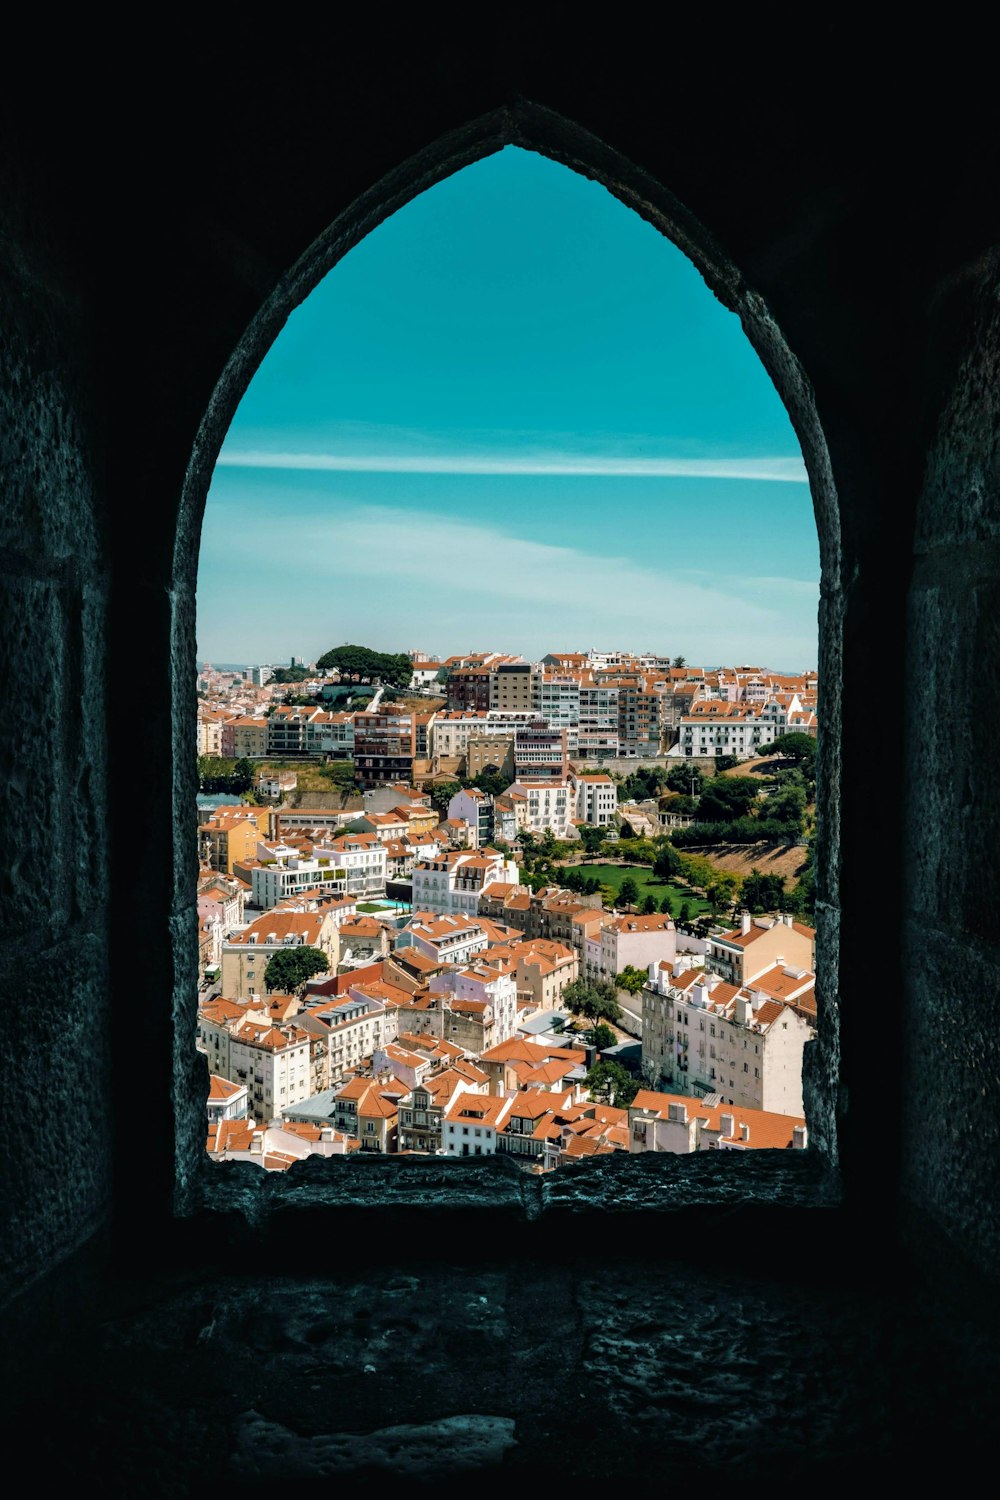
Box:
[906,575,1000,943]
[0,576,68,938]
[901,922,1000,1269]
[0,933,111,1291]
[917,260,1000,552]
[5,1255,998,1487]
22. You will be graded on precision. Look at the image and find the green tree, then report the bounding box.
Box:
[659,894,674,915]
[563,978,622,1026]
[678,901,691,924]
[429,780,462,815]
[697,776,760,823]
[641,894,658,914]
[665,763,705,796]
[588,1022,618,1052]
[615,965,647,996]
[672,655,687,668]
[584,1060,639,1108]
[472,767,508,797]
[759,731,817,768]
[618,876,639,911]
[741,867,786,912]
[263,946,330,994]
[706,872,739,915]
[579,824,608,855]
[714,754,741,773]
[767,784,807,831]
[653,844,681,880]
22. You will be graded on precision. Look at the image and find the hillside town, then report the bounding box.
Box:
[197,646,818,1172]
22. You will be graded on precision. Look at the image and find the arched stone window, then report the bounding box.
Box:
[173,103,842,1220]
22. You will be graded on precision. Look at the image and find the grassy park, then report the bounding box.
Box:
[577,863,712,919]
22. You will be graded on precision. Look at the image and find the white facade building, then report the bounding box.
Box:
[641,962,815,1115]
[572,772,617,827]
[506,779,574,837]
[410,848,521,917]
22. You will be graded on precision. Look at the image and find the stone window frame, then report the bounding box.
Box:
[171,101,842,1224]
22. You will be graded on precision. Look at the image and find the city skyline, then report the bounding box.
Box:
[198,146,819,668]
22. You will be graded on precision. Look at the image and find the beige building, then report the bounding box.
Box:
[511,938,578,1010]
[707,913,815,986]
[220,910,339,1000]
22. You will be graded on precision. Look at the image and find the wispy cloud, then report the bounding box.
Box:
[216,448,809,483]
[201,499,817,667]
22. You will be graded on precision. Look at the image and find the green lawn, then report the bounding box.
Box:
[575,863,712,918]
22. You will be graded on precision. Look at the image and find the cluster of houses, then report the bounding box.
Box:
[198,789,816,1171]
[195,647,817,1172]
[197,649,817,782]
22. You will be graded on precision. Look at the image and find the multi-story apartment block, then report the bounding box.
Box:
[198,810,266,875]
[513,722,569,782]
[266,704,325,756]
[227,1017,313,1125]
[445,666,493,713]
[410,847,521,916]
[221,715,269,758]
[506,779,573,836]
[353,708,436,787]
[577,677,620,759]
[446,787,493,848]
[628,1090,808,1153]
[539,671,581,753]
[572,771,617,827]
[676,699,774,761]
[306,985,403,1087]
[397,1063,490,1154]
[640,961,815,1115]
[303,710,355,756]
[490,660,542,714]
[394,912,490,968]
[427,709,492,759]
[464,733,516,782]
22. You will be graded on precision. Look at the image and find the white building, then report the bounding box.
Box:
[305,987,402,1086]
[395,911,490,968]
[675,700,774,761]
[506,779,574,837]
[572,771,617,827]
[586,912,678,983]
[442,1090,515,1156]
[628,1090,808,1154]
[434,961,519,1046]
[227,1018,313,1124]
[640,961,815,1115]
[410,847,521,917]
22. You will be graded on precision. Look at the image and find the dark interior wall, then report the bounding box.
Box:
[3,24,1000,1480]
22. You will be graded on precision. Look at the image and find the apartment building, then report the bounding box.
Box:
[506,779,573,837]
[441,1090,515,1156]
[394,912,490,969]
[641,962,815,1115]
[572,771,617,826]
[513,723,569,782]
[707,912,815,986]
[306,985,403,1087]
[353,708,436,787]
[397,1064,490,1153]
[490,660,542,714]
[587,912,678,983]
[227,1018,312,1125]
[410,848,521,917]
[220,715,269,758]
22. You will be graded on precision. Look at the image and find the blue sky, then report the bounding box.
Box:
[198,147,817,670]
